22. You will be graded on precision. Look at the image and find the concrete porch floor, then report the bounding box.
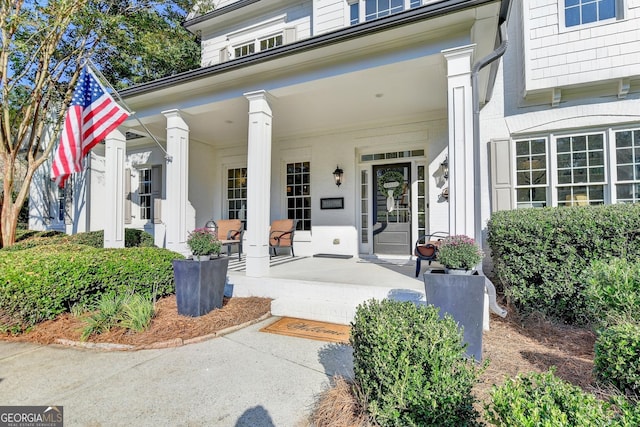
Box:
[226,255,437,325]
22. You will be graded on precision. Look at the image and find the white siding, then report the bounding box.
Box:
[314,0,347,35]
[200,1,312,67]
[523,0,640,93]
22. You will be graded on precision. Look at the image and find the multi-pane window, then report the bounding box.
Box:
[227,168,247,221]
[365,0,404,21]
[234,33,282,59]
[410,0,421,6]
[416,165,426,236]
[259,34,283,51]
[350,1,360,25]
[361,170,369,244]
[515,138,548,208]
[139,168,152,220]
[615,129,640,203]
[286,162,311,231]
[556,134,605,206]
[564,0,616,27]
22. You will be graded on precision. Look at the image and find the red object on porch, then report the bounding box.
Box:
[414,231,448,277]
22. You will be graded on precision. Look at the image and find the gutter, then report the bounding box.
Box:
[122,0,498,97]
[470,1,511,318]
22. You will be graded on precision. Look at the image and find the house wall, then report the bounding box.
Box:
[523,0,640,94]
[200,1,312,66]
[313,0,346,35]
[212,117,447,257]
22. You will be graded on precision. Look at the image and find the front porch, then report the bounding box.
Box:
[227,254,429,325]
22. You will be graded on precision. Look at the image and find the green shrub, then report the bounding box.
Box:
[125,229,156,248]
[0,245,180,332]
[485,370,616,426]
[594,322,640,396]
[487,204,640,324]
[80,292,155,340]
[350,299,483,427]
[585,258,640,326]
[3,229,156,252]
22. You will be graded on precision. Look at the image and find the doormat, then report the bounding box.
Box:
[313,253,353,259]
[260,317,351,344]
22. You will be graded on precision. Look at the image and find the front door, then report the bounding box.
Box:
[373,163,411,255]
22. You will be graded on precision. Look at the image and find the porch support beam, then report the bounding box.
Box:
[443,45,476,237]
[104,129,126,248]
[163,109,190,254]
[244,90,273,277]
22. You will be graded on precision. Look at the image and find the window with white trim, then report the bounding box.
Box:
[57,187,66,221]
[286,162,311,231]
[227,167,247,221]
[512,127,640,208]
[139,168,152,220]
[365,0,404,20]
[233,33,283,59]
[564,0,616,27]
[615,129,640,203]
[515,138,548,208]
[556,133,605,206]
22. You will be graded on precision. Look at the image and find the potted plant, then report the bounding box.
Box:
[436,235,483,275]
[423,234,485,360]
[187,228,222,261]
[173,228,228,317]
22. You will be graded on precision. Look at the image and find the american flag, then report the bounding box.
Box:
[51,66,130,188]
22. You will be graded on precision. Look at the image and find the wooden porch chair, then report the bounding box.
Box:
[208,219,244,260]
[414,231,448,277]
[269,219,298,257]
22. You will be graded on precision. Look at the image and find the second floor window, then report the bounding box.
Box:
[564,0,616,27]
[365,0,404,21]
[234,34,283,59]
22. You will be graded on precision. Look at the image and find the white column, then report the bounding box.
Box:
[244,90,273,277]
[163,109,190,254]
[443,45,475,237]
[104,129,126,248]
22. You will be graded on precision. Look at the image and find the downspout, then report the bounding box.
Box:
[471,15,509,318]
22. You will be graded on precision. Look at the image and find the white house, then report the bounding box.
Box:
[31,0,508,274]
[29,0,640,280]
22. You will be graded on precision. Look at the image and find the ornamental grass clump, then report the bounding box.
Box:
[187,228,221,256]
[437,235,483,270]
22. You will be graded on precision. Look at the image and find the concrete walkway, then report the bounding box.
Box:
[0,318,354,427]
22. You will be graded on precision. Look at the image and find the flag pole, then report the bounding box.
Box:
[86,59,173,162]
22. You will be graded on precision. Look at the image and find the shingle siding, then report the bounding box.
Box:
[523,0,640,93]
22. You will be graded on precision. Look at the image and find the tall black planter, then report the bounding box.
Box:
[423,269,485,361]
[172,257,229,317]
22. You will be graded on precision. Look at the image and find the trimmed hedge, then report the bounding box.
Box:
[487,204,640,324]
[594,322,640,396]
[351,299,483,427]
[584,258,640,326]
[485,370,616,426]
[4,229,156,252]
[0,245,181,332]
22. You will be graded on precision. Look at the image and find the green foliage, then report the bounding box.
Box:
[585,258,640,326]
[187,228,221,256]
[3,229,156,251]
[350,299,483,427]
[487,204,640,324]
[80,292,155,340]
[594,323,640,396]
[436,235,483,270]
[0,245,179,332]
[485,370,616,426]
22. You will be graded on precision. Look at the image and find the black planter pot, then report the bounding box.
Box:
[172,256,229,317]
[423,269,485,361]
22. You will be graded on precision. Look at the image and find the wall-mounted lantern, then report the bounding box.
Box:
[333,165,344,187]
[440,156,449,180]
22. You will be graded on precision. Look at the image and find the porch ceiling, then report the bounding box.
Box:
[122,2,500,148]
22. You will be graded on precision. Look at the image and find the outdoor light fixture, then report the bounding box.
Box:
[333,165,344,187]
[440,156,449,180]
